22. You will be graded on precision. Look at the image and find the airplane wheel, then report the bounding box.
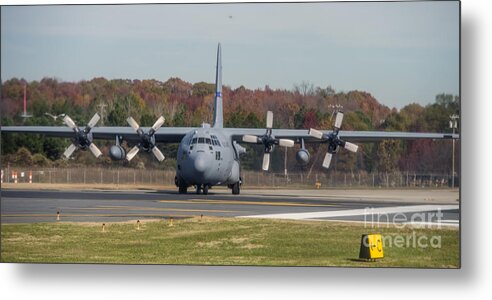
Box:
[179,186,187,194]
[232,182,240,195]
[203,185,209,195]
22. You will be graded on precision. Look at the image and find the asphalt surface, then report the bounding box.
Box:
[0,188,460,227]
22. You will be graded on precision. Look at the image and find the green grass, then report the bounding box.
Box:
[1,217,459,268]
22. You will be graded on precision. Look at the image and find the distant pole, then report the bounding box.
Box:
[23,85,27,116]
[97,102,107,126]
[452,135,455,188]
[328,104,335,121]
[21,84,32,118]
[450,115,459,188]
[284,147,288,178]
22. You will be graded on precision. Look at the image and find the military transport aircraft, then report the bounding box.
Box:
[1,44,459,195]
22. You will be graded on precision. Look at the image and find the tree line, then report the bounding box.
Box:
[1,77,459,174]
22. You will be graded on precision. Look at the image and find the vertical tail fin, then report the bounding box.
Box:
[213,43,223,128]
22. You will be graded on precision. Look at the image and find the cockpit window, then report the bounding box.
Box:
[191,135,222,147]
[210,135,221,147]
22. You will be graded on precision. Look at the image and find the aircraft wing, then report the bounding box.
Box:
[226,128,460,143]
[2,126,460,143]
[1,126,194,143]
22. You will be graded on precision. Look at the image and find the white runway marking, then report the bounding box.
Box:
[403,220,460,227]
[240,205,459,220]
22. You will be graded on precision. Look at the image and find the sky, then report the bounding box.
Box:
[1,1,459,109]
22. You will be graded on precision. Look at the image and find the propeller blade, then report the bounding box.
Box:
[151,146,165,162]
[63,115,77,130]
[151,116,165,132]
[88,143,102,158]
[63,143,77,159]
[87,113,101,129]
[334,111,344,129]
[243,135,260,144]
[343,141,359,153]
[278,139,295,147]
[266,111,273,129]
[262,152,270,171]
[126,117,140,132]
[126,146,140,161]
[322,152,333,169]
[308,128,324,140]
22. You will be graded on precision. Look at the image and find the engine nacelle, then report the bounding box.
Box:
[109,145,126,161]
[295,149,310,166]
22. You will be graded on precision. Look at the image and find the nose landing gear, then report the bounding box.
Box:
[195,184,209,195]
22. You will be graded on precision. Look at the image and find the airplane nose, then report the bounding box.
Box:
[193,154,208,173]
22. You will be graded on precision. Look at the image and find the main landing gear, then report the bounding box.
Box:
[178,186,187,194]
[176,176,188,194]
[231,182,240,195]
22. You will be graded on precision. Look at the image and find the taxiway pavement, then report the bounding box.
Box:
[1,188,459,227]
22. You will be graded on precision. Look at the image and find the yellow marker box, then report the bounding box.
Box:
[359,234,384,260]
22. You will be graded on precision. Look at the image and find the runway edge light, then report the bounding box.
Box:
[359,234,384,260]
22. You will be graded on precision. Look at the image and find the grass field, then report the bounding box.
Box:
[1,217,459,268]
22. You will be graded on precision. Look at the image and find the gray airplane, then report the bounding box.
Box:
[1,43,459,195]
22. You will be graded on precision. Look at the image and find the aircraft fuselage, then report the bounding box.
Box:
[175,125,240,191]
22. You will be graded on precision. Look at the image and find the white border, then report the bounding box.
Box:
[1,0,490,300]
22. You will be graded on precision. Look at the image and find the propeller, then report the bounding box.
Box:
[126,116,166,162]
[242,111,295,171]
[62,113,102,159]
[308,111,358,169]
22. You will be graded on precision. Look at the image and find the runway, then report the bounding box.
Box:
[0,188,460,227]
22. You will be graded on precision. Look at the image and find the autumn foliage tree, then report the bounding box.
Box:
[1,77,458,174]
